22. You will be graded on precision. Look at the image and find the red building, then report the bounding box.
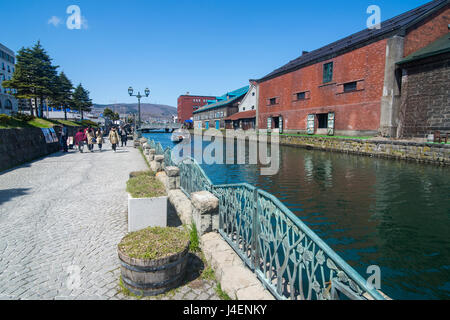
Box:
[177,94,216,124]
[256,0,449,137]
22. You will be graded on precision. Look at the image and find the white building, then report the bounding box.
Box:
[237,82,258,113]
[224,82,258,130]
[0,43,18,115]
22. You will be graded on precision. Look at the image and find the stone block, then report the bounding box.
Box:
[165,166,180,190]
[150,160,161,172]
[127,194,168,232]
[148,149,156,161]
[191,191,219,235]
[164,166,180,177]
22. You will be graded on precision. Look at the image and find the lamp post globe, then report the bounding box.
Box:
[128,87,134,96]
[145,88,150,97]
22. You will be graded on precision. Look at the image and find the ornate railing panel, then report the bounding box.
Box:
[212,184,256,268]
[142,137,385,300]
[164,147,174,167]
[155,142,164,155]
[178,157,213,197]
[255,190,383,300]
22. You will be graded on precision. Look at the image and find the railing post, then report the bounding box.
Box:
[251,188,260,271]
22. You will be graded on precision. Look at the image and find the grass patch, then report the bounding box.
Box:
[215,283,232,300]
[138,147,151,168]
[118,276,144,299]
[188,223,200,253]
[201,264,216,282]
[118,226,189,260]
[0,114,98,129]
[126,171,166,198]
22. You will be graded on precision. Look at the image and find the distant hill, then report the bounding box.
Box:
[92,103,176,120]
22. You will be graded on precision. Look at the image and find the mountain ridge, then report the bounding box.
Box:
[92,103,176,119]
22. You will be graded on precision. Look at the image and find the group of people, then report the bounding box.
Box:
[72,126,129,153]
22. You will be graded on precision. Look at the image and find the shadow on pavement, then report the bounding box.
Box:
[0,188,31,205]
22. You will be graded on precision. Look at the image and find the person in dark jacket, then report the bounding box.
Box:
[119,127,128,147]
[60,126,68,153]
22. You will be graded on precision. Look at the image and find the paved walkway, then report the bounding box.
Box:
[0,141,219,300]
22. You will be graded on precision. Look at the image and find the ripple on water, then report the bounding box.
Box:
[144,133,450,300]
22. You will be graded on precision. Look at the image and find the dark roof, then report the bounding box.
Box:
[225,110,256,121]
[257,0,449,83]
[398,32,450,64]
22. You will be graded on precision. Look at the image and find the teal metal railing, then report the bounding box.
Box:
[145,138,385,300]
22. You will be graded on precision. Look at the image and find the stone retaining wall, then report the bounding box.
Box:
[191,129,450,166]
[277,135,450,166]
[0,128,61,172]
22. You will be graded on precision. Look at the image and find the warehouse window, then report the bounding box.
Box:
[344,81,357,92]
[323,62,333,83]
[269,98,277,105]
[296,92,306,100]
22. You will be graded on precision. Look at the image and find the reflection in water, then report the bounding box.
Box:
[144,132,450,300]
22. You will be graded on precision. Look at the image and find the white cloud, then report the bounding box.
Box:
[48,16,62,27]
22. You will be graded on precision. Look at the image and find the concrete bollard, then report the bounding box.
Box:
[139,138,147,147]
[148,149,156,162]
[191,191,219,236]
[151,155,164,172]
[143,143,151,156]
[164,166,180,190]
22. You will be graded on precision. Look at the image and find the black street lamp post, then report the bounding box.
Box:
[128,86,150,128]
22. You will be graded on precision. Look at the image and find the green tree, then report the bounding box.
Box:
[2,41,58,118]
[103,107,120,121]
[72,83,92,120]
[48,72,73,120]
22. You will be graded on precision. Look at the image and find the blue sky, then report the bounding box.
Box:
[1,0,430,106]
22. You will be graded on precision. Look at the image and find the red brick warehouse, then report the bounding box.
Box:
[177,94,216,124]
[256,0,450,137]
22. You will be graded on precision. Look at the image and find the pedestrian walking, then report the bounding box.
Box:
[74,129,86,153]
[86,128,96,152]
[60,126,69,153]
[120,127,128,147]
[109,127,120,152]
[96,128,104,151]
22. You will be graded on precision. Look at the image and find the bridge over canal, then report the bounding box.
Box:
[138,123,182,133]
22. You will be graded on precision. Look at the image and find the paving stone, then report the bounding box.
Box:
[0,141,221,301]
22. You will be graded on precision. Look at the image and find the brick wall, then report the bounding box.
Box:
[258,39,387,134]
[399,54,450,137]
[403,6,450,57]
[177,95,215,123]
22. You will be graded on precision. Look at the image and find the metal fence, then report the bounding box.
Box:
[144,138,385,300]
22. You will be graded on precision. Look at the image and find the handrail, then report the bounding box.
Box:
[143,138,385,300]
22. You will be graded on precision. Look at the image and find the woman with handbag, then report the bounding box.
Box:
[96,128,104,152]
[86,128,96,152]
[108,127,120,152]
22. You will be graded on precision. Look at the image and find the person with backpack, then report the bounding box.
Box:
[120,127,128,147]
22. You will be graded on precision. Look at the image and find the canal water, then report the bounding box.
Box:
[144,132,450,300]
